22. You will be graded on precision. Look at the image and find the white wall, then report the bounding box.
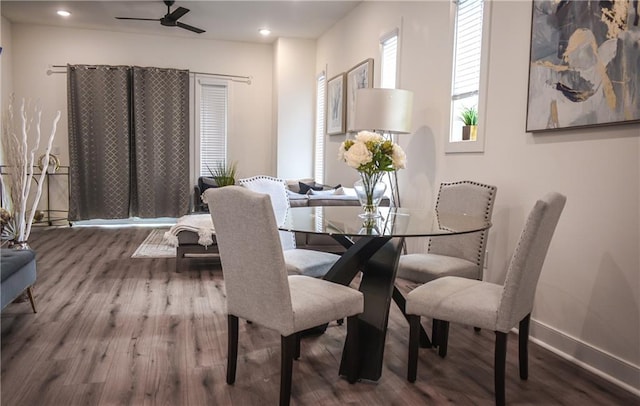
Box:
[6,23,275,181]
[317,0,639,392]
[274,37,316,179]
[1,16,13,113]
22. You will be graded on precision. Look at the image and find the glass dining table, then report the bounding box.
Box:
[281,205,492,382]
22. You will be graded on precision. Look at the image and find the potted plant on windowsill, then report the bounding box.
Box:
[459,106,478,141]
[207,161,238,187]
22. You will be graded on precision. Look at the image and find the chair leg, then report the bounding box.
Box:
[227,315,239,385]
[519,314,531,380]
[438,321,449,358]
[495,331,507,406]
[280,334,297,406]
[407,314,420,383]
[345,315,360,384]
[294,333,301,360]
[26,286,37,313]
[431,318,439,347]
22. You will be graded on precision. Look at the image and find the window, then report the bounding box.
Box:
[380,29,400,203]
[195,77,228,177]
[314,72,326,184]
[447,0,489,153]
[380,29,399,89]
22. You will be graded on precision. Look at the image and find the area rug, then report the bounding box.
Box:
[132,229,176,258]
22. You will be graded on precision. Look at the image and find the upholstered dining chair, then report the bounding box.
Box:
[396,180,496,346]
[397,180,497,283]
[204,186,364,406]
[405,192,566,406]
[238,175,340,278]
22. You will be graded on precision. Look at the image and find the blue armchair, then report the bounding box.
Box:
[1,248,37,313]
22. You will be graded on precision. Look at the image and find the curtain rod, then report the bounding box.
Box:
[46,65,252,84]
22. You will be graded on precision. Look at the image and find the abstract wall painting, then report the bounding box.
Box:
[326,73,346,135]
[526,0,640,132]
[346,58,374,132]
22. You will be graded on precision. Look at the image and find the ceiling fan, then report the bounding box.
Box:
[115,0,206,34]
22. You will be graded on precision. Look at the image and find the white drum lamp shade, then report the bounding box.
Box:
[352,88,414,134]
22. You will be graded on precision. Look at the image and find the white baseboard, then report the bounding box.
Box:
[528,318,640,397]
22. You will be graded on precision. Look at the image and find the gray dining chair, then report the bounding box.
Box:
[396,180,496,347]
[406,192,566,406]
[204,186,364,406]
[238,175,340,278]
[397,180,497,283]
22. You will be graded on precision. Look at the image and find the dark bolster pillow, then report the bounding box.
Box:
[298,181,342,194]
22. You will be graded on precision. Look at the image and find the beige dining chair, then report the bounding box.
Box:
[405,192,566,406]
[204,186,364,406]
[396,180,496,348]
[238,175,341,278]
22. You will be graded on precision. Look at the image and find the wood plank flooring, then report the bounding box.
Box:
[1,226,637,405]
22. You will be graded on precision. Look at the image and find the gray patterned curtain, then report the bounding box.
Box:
[67,65,190,220]
[68,65,131,220]
[131,67,190,218]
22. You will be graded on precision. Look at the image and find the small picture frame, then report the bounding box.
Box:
[346,58,374,132]
[326,73,346,135]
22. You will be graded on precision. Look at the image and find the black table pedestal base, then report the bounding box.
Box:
[324,236,404,382]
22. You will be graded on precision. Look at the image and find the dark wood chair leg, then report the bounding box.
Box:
[280,334,297,406]
[407,315,420,383]
[345,315,359,384]
[26,286,37,313]
[495,331,507,406]
[438,321,449,358]
[227,315,239,385]
[294,333,301,360]
[519,314,530,380]
[431,318,439,347]
[394,286,431,348]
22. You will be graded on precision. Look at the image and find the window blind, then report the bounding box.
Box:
[199,83,228,177]
[380,31,398,89]
[452,0,483,100]
[314,73,326,184]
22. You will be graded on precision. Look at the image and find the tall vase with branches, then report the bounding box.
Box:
[1,96,61,245]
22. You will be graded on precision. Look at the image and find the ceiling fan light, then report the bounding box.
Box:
[57,10,71,17]
[258,28,271,36]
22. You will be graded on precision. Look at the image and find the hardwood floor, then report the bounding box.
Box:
[1,227,637,405]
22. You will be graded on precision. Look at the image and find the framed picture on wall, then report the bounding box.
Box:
[526,0,640,132]
[326,73,346,135]
[346,58,374,132]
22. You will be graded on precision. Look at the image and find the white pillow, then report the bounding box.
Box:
[287,189,308,199]
[310,187,345,196]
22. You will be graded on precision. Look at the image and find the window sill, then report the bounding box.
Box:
[445,137,485,153]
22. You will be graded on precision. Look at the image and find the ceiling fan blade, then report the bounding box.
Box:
[167,6,190,21]
[116,17,161,21]
[176,21,205,34]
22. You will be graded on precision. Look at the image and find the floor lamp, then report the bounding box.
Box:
[352,88,414,208]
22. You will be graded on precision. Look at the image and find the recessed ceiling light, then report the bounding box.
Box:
[57,10,71,17]
[258,28,271,36]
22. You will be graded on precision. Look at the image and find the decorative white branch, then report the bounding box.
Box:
[1,96,60,242]
[17,101,30,241]
[24,110,61,240]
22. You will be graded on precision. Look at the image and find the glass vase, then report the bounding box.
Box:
[354,174,386,218]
